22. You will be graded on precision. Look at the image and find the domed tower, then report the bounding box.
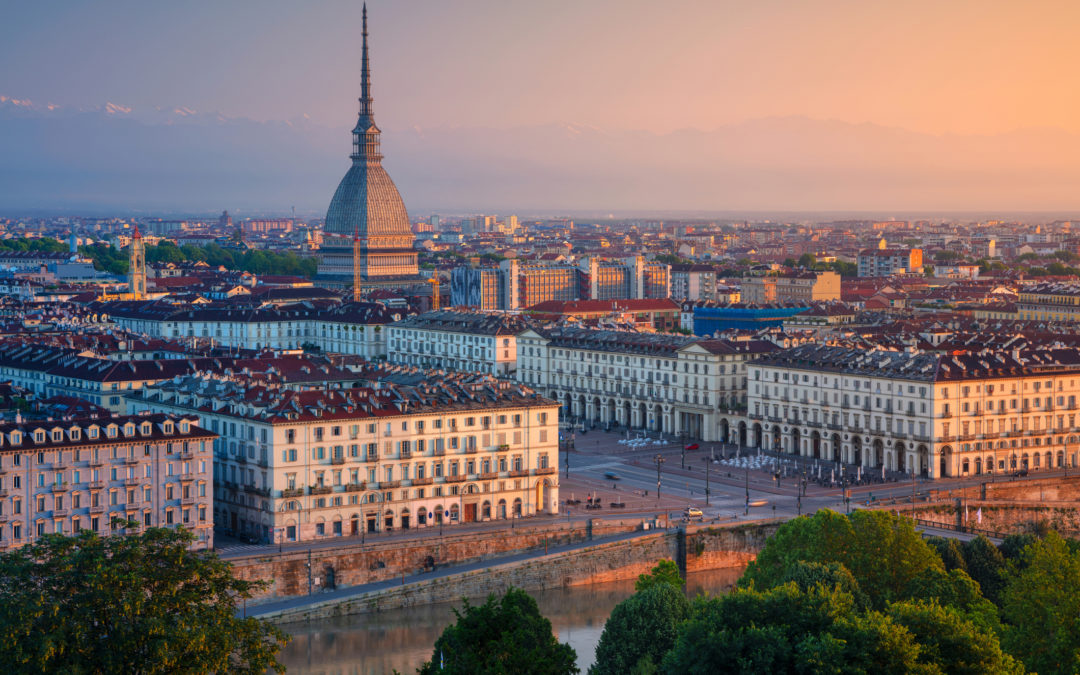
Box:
[318,4,418,286]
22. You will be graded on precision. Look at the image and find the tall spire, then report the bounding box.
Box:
[351,2,381,164]
[359,3,373,119]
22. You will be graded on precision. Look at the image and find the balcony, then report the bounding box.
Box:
[399,451,411,460]
[344,482,366,492]
[51,483,69,493]
[89,459,103,468]
[53,509,69,518]
[89,504,106,514]
[364,454,380,462]
[940,412,952,419]
[412,476,433,486]
[123,477,140,487]
[479,471,499,480]
[508,469,529,478]
[256,458,270,468]
[178,473,195,482]
[330,456,346,465]
[379,480,401,489]
[535,467,557,475]
[310,485,332,496]
[244,485,270,497]
[464,447,478,455]
[444,475,466,483]
[88,480,104,489]
[281,487,304,498]
[122,458,139,466]
[179,451,194,461]
[181,496,196,505]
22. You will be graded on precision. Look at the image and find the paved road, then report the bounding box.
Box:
[242,526,663,619]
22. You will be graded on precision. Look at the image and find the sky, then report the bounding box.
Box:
[2,0,1080,214]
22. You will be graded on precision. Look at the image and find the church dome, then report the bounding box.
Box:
[325,162,410,237]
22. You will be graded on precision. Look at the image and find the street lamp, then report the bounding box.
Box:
[744,466,750,515]
[704,456,711,506]
[654,454,665,502]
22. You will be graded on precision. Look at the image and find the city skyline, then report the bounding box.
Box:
[3,1,1080,213]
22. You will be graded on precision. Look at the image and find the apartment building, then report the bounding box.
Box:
[0,413,216,551]
[516,327,777,440]
[745,344,1080,479]
[857,248,923,277]
[105,300,403,359]
[669,264,719,302]
[386,310,527,375]
[129,374,560,544]
[1016,282,1080,322]
[740,270,841,304]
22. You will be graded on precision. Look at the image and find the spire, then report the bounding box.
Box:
[351,3,381,163]
[132,226,141,239]
[359,3,373,119]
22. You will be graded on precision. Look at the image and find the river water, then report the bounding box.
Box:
[278,566,744,675]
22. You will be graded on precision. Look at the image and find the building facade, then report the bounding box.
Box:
[386,310,526,375]
[741,270,841,304]
[670,264,719,302]
[857,248,923,277]
[0,413,216,552]
[130,375,560,544]
[743,344,1080,479]
[1016,282,1080,322]
[516,327,777,440]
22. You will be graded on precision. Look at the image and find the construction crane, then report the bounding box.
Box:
[428,275,440,310]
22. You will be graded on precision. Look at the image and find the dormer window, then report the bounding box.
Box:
[162,421,174,434]
[88,427,99,439]
[140,423,152,436]
[51,430,63,442]
[69,428,81,441]
[34,431,45,444]
[10,431,21,445]
[179,420,190,434]
[107,426,118,438]
[124,423,136,437]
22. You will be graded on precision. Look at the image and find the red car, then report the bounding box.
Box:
[685,443,699,450]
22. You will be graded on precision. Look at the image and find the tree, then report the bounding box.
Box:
[927,536,968,573]
[782,257,797,267]
[741,510,943,609]
[1000,531,1080,674]
[635,559,684,592]
[0,527,287,674]
[780,560,870,611]
[960,535,1007,605]
[797,253,817,268]
[590,584,688,675]
[418,588,578,675]
[661,584,924,675]
[887,601,1024,675]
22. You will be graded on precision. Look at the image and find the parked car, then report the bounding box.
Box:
[604,471,620,480]
[684,506,704,520]
[685,443,700,450]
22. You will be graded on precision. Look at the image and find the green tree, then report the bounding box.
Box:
[0,526,287,674]
[590,583,688,675]
[780,560,871,611]
[828,260,859,277]
[741,510,943,609]
[797,253,817,268]
[1000,531,1080,674]
[635,559,684,592]
[903,567,1003,637]
[886,601,1024,675]
[782,257,797,267]
[661,584,924,675]
[961,536,1007,605]
[418,588,578,675]
[927,536,968,573]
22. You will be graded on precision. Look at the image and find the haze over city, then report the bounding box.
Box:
[3,0,1080,214]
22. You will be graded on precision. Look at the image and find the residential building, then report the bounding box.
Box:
[1017,283,1080,322]
[0,413,216,551]
[744,344,1080,479]
[857,248,924,277]
[129,374,560,543]
[516,326,778,440]
[386,310,527,375]
[669,264,718,302]
[741,270,841,304]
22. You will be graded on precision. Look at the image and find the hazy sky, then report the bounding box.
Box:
[4,0,1079,135]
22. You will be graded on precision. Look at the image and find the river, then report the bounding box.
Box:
[278,566,744,675]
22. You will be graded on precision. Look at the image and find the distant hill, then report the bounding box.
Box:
[2,96,1080,214]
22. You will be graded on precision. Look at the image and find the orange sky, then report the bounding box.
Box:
[3,0,1079,136]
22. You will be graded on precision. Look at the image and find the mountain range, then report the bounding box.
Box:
[2,96,1079,216]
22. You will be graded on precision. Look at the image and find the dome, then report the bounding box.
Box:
[325,162,410,237]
